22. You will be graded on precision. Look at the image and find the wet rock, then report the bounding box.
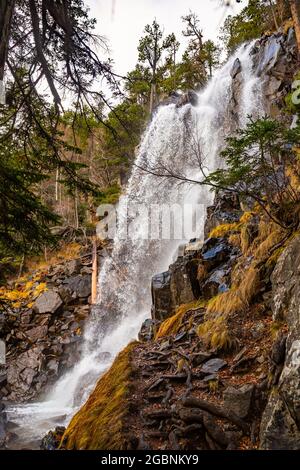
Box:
[201,238,231,270]
[46,359,59,375]
[33,290,63,314]
[176,90,198,108]
[151,271,172,320]
[201,358,227,375]
[204,191,241,239]
[139,319,159,342]
[40,426,66,450]
[223,384,254,419]
[202,266,230,299]
[230,58,241,78]
[184,239,203,255]
[169,256,200,308]
[6,347,44,400]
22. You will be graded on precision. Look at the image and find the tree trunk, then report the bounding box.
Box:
[268,0,279,30]
[91,237,98,304]
[149,82,157,114]
[0,0,15,81]
[74,190,79,229]
[290,0,300,53]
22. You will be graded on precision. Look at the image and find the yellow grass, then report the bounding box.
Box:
[209,223,240,238]
[155,300,205,340]
[62,341,137,450]
[197,316,237,351]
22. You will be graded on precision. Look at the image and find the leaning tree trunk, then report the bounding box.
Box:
[290,0,300,54]
[0,0,15,81]
[149,82,157,115]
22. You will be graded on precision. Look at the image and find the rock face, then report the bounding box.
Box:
[204,191,241,239]
[150,191,241,323]
[0,246,98,402]
[260,236,300,449]
[151,254,200,321]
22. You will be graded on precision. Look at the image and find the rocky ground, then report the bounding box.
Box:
[0,237,108,448]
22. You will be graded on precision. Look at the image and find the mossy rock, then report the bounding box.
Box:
[62,341,138,450]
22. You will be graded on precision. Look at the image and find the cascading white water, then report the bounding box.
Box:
[6,41,263,448]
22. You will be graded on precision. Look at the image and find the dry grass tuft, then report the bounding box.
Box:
[155,301,203,340]
[197,316,237,351]
[207,266,260,316]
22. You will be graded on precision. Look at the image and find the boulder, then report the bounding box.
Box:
[169,256,200,308]
[201,358,227,374]
[223,384,254,419]
[151,271,172,321]
[204,191,241,239]
[33,290,63,314]
[40,426,66,450]
[63,274,91,299]
[65,259,81,276]
[25,325,48,342]
[6,347,44,400]
[201,266,230,299]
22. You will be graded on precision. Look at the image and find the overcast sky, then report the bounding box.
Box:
[87,0,245,76]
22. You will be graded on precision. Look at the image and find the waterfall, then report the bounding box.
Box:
[6,41,263,448]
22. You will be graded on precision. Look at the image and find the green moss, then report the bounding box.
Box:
[62,341,138,450]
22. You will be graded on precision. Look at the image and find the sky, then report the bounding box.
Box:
[87,0,246,77]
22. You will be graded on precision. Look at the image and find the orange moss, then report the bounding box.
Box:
[155,303,193,340]
[62,341,137,450]
[207,265,260,316]
[155,301,204,340]
[209,222,240,238]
